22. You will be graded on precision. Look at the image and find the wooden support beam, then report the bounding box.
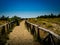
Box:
[1,26,5,35]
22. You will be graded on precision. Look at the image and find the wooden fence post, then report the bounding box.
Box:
[31,25,35,35]
[11,22,13,29]
[47,34,51,45]
[37,28,41,41]
[15,19,19,26]
[50,34,56,45]
[27,23,29,30]
[9,23,11,29]
[25,21,60,45]
[1,26,5,35]
[6,24,9,34]
[43,33,56,45]
[29,23,31,30]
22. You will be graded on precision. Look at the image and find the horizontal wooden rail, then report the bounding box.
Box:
[25,20,60,40]
[0,21,14,27]
[25,20,60,45]
[0,19,19,45]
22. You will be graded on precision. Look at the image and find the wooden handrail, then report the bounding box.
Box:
[0,20,15,28]
[25,20,60,45]
[0,20,19,45]
[25,20,60,40]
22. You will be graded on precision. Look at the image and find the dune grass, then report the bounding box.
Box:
[0,20,7,25]
[28,18,60,35]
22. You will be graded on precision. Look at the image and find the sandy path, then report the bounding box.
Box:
[6,20,40,45]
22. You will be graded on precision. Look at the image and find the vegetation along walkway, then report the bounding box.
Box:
[6,20,41,45]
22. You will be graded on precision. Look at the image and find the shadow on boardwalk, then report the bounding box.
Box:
[6,20,41,45]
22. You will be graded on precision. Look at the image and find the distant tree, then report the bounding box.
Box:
[58,14,60,17]
[11,15,21,21]
[37,16,40,18]
[36,13,58,18]
[5,16,9,21]
[1,15,4,20]
[0,15,10,22]
[0,15,6,20]
[50,13,56,18]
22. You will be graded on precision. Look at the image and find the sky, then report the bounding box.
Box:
[0,0,60,18]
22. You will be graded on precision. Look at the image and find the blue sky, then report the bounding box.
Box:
[0,0,60,18]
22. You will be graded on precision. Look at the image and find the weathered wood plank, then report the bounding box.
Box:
[25,20,60,40]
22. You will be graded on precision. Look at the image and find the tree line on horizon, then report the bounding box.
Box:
[0,13,60,21]
[37,13,60,18]
[0,15,21,21]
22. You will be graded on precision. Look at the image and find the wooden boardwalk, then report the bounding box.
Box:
[6,21,41,45]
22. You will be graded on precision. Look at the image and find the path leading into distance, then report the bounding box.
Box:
[6,20,41,45]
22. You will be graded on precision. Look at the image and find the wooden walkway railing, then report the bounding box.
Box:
[0,19,19,45]
[25,20,60,45]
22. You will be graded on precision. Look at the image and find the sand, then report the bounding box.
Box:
[6,20,41,45]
